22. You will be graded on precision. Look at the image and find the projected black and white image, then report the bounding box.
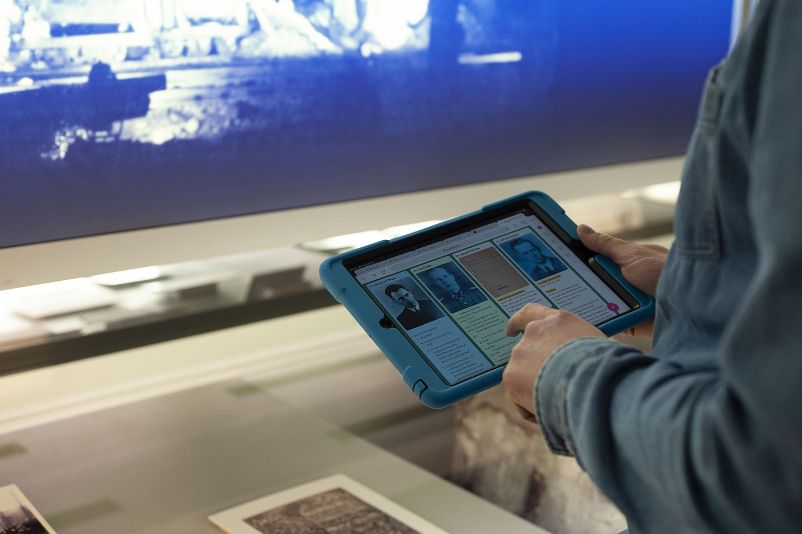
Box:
[0,1,731,250]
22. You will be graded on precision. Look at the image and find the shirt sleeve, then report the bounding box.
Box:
[533,2,802,532]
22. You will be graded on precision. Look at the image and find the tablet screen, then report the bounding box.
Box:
[350,207,635,386]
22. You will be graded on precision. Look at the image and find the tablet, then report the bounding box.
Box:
[320,191,654,408]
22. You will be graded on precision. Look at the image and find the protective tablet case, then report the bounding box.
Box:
[320,191,655,408]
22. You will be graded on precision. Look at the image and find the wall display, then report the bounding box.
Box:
[0,484,57,534]
[0,0,731,250]
[208,474,448,534]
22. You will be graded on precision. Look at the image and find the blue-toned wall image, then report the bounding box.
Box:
[0,0,732,248]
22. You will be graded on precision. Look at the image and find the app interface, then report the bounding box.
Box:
[352,211,631,385]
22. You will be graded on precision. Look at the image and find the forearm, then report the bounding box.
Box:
[536,335,800,533]
[535,337,685,531]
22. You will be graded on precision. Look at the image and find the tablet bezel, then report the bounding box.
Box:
[320,191,655,407]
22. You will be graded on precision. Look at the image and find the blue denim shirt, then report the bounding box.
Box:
[534,1,802,532]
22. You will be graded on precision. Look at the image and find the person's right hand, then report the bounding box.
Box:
[578,224,668,339]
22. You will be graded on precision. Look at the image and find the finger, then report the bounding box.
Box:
[631,319,655,338]
[577,225,639,264]
[621,256,664,295]
[642,244,670,254]
[514,404,537,423]
[621,319,655,338]
[505,303,555,336]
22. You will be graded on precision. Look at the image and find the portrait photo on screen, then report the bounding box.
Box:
[416,261,488,313]
[500,234,567,281]
[374,275,444,331]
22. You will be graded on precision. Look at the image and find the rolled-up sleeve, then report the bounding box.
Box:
[534,337,655,460]
[535,336,720,531]
[536,300,802,532]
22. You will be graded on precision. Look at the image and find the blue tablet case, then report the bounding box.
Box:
[320,191,655,408]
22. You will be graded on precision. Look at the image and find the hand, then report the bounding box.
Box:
[503,304,604,422]
[578,224,668,338]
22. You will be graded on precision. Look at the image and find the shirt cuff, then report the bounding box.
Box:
[534,337,615,457]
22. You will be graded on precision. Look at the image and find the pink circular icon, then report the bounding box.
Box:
[607,303,620,313]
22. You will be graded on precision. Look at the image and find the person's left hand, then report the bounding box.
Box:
[503,304,604,422]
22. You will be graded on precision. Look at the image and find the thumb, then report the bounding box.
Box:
[577,224,634,265]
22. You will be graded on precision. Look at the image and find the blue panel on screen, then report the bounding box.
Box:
[0,1,732,249]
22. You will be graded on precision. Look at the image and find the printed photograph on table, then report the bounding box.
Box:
[498,233,567,281]
[208,474,449,534]
[415,261,488,313]
[0,484,57,534]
